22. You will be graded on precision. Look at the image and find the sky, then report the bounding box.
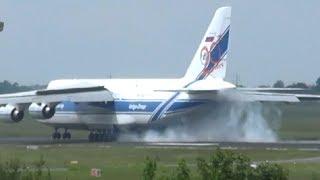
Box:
[0,1,319,87]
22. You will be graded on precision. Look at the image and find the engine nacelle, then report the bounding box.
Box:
[0,105,24,123]
[29,103,56,119]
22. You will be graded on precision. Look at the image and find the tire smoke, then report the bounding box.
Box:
[139,102,280,142]
[119,93,282,142]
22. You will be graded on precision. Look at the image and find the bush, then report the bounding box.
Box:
[196,149,254,180]
[196,149,288,180]
[0,156,51,180]
[142,157,157,180]
[255,162,289,180]
[174,159,190,180]
[0,158,22,180]
[142,149,289,180]
[196,158,211,180]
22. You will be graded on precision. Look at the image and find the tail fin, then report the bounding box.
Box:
[184,7,231,81]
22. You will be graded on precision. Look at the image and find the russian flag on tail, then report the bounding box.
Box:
[205,36,215,42]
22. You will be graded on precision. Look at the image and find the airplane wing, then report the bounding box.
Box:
[238,91,320,102]
[237,87,305,92]
[238,87,320,101]
[239,91,300,102]
[289,93,320,101]
[156,81,320,103]
[0,86,113,107]
[0,85,114,122]
[156,89,299,102]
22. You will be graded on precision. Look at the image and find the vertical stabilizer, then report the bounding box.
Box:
[184,7,231,81]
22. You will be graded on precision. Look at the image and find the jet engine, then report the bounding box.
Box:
[29,103,56,119]
[0,105,24,123]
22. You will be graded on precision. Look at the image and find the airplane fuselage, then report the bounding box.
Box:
[39,79,208,130]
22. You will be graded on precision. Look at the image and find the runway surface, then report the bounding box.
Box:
[0,137,320,150]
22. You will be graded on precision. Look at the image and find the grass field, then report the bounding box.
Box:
[278,103,320,140]
[0,103,319,179]
[0,144,319,180]
[0,118,87,138]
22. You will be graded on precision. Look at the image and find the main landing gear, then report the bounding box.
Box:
[51,127,119,142]
[88,128,119,142]
[52,128,71,140]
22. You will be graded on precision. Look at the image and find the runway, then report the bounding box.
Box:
[0,137,320,150]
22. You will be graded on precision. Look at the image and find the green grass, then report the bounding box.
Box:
[0,118,87,138]
[284,163,320,180]
[278,103,320,140]
[0,144,319,180]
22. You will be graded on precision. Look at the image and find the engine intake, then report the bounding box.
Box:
[29,103,56,119]
[0,105,24,123]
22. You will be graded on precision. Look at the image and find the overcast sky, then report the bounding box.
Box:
[0,1,319,87]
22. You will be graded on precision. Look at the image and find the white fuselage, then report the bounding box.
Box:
[39,79,210,130]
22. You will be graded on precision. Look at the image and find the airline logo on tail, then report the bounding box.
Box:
[184,7,231,81]
[197,26,230,80]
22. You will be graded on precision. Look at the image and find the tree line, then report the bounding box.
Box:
[0,81,45,94]
[269,77,320,89]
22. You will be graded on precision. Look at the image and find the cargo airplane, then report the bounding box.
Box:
[0,7,318,142]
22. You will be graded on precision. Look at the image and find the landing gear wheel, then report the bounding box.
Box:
[52,127,61,140]
[88,127,120,142]
[88,132,95,142]
[94,133,100,142]
[52,132,61,140]
[63,132,71,140]
[62,128,71,140]
[67,132,71,139]
[56,133,61,140]
[62,133,67,140]
[52,133,56,140]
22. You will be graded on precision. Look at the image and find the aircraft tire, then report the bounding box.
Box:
[56,133,61,140]
[88,132,95,142]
